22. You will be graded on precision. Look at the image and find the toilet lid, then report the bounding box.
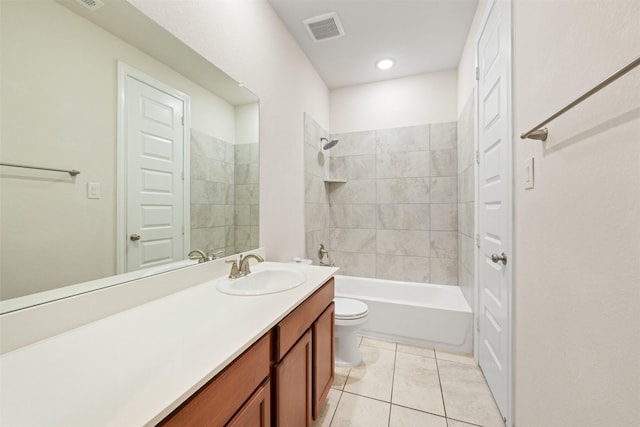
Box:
[334,297,368,319]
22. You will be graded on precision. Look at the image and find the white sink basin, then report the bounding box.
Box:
[216,264,307,296]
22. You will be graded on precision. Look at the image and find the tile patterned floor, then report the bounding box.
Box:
[314,337,504,427]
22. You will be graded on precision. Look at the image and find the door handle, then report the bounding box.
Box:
[491,252,507,265]
[130,233,141,242]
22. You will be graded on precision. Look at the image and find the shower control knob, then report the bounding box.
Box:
[491,252,507,265]
[130,233,141,242]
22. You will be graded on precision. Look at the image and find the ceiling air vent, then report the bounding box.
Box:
[74,0,105,11]
[303,12,345,42]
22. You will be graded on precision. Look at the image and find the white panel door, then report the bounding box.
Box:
[125,76,185,272]
[477,0,512,424]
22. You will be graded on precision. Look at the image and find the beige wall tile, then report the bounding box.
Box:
[330,155,376,180]
[377,204,429,230]
[377,230,430,257]
[431,204,458,231]
[331,204,377,229]
[431,258,458,285]
[430,231,458,259]
[331,228,377,253]
[375,255,430,283]
[376,124,430,153]
[330,180,376,204]
[377,151,430,179]
[330,130,377,156]
[430,121,457,151]
[431,148,458,176]
[431,176,458,203]
[377,177,430,204]
[330,251,376,277]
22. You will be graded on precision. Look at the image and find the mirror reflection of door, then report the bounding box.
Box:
[119,64,190,273]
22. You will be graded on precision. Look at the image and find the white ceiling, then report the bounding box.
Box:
[268,0,479,89]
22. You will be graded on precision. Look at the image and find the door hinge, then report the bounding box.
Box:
[182,226,185,235]
[181,116,184,126]
[475,150,480,164]
[476,234,481,248]
[181,171,185,181]
[475,66,479,81]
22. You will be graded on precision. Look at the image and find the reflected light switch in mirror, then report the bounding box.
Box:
[524,157,534,190]
[87,182,101,199]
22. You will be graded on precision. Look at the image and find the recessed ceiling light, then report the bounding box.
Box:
[375,58,395,70]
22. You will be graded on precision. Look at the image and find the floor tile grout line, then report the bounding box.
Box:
[340,390,393,406]
[446,415,485,427]
[387,346,399,427]
[390,402,448,421]
[327,389,344,427]
[435,352,448,420]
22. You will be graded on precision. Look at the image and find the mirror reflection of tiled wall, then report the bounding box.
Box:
[190,129,259,256]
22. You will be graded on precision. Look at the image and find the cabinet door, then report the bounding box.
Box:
[312,302,334,420]
[226,379,271,427]
[275,330,312,427]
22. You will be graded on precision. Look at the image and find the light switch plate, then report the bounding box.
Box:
[524,157,534,190]
[87,182,101,199]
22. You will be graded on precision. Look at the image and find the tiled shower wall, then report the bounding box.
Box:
[304,114,331,263]
[326,123,459,285]
[458,95,476,307]
[190,129,259,256]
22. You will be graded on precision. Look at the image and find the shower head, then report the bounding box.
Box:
[320,137,339,150]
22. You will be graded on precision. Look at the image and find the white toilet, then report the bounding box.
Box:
[334,297,369,367]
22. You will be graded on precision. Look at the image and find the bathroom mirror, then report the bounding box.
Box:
[0,0,259,313]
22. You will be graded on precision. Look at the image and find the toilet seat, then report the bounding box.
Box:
[334,297,368,320]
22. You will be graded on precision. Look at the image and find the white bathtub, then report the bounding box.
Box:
[334,275,473,354]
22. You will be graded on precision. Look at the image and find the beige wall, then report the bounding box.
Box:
[130,0,330,263]
[512,1,640,425]
[330,70,458,134]
[0,0,236,299]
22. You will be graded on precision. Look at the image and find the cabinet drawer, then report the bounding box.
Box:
[160,331,272,427]
[276,278,334,360]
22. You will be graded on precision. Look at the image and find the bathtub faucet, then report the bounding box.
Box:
[318,244,335,267]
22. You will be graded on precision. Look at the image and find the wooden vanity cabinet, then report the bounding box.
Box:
[312,302,335,419]
[274,278,334,427]
[159,332,272,427]
[226,379,271,427]
[159,277,335,427]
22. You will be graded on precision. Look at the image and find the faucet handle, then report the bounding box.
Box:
[208,250,224,261]
[226,259,241,279]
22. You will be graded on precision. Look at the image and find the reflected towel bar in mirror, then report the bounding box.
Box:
[0,162,80,176]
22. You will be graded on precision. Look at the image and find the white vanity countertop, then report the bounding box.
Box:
[0,262,338,426]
